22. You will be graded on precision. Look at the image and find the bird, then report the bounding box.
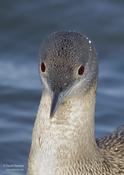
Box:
[28,31,124,175]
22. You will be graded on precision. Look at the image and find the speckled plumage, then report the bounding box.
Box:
[28,31,124,175]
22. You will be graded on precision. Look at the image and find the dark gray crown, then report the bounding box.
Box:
[40,31,98,93]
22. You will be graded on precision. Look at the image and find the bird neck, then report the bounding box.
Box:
[34,82,100,161]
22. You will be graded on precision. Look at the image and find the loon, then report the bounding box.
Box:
[28,31,124,175]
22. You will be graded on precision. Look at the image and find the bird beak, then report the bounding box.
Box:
[50,90,61,118]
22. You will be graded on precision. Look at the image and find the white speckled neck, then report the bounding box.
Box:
[28,83,101,175]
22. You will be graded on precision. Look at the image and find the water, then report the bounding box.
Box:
[0,0,124,174]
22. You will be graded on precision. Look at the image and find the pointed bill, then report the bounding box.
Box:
[50,90,61,118]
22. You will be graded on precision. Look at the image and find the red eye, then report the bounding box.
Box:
[78,65,84,75]
[40,62,46,72]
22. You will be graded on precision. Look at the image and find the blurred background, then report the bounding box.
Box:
[0,0,124,174]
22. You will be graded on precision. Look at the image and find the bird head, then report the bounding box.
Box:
[40,31,98,117]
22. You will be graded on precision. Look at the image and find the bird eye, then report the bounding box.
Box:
[78,65,84,75]
[40,62,46,72]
